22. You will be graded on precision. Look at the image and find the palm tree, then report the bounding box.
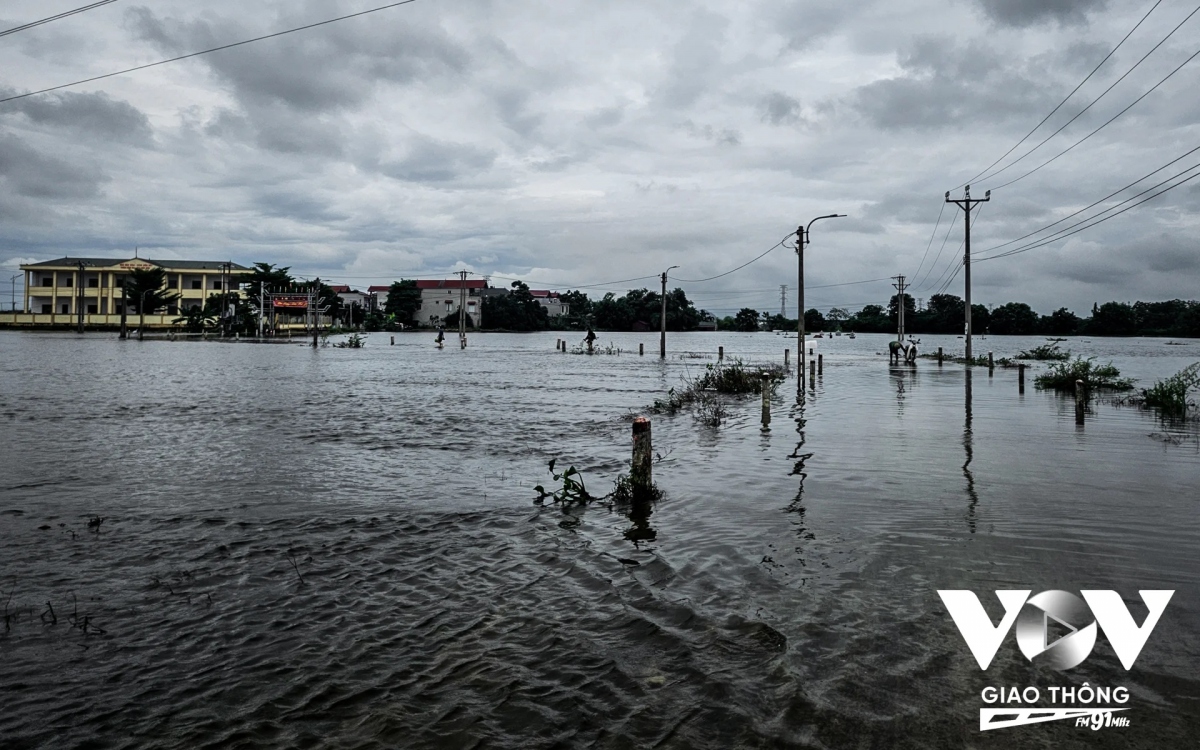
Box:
[123,268,180,339]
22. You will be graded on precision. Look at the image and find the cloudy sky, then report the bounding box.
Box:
[2,0,1198,316]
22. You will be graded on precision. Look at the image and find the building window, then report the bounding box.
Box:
[88,277,99,288]
[42,277,52,286]
[87,304,98,314]
[192,279,202,290]
[61,277,72,287]
[212,279,223,289]
[61,303,70,314]
[41,304,51,314]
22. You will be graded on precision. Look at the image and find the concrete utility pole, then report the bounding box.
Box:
[458,270,468,347]
[796,214,846,366]
[891,275,908,341]
[76,260,85,333]
[258,281,264,338]
[660,265,679,358]
[9,273,19,312]
[946,186,990,361]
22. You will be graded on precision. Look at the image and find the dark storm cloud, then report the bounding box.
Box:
[0,90,153,146]
[972,0,1106,28]
[850,36,1053,130]
[760,91,803,126]
[125,4,470,113]
[0,134,107,199]
[375,135,496,183]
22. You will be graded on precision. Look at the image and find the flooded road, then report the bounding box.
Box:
[1,330,1198,748]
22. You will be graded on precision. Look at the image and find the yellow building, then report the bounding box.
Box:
[0,256,249,328]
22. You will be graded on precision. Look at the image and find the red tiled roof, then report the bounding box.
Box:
[529,290,559,298]
[415,279,487,290]
[367,285,390,293]
[329,285,352,293]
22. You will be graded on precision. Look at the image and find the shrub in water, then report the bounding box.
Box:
[1140,362,1200,417]
[1017,343,1070,360]
[1034,356,1134,394]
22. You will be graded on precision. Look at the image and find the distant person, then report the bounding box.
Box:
[435,326,445,348]
[584,327,597,352]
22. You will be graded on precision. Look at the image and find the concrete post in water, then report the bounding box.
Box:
[1018,363,1025,393]
[761,371,771,426]
[784,349,790,369]
[988,351,994,373]
[631,416,652,491]
[809,360,816,378]
[937,346,943,365]
[391,336,395,346]
[639,342,644,356]
[818,353,823,376]
[719,346,724,361]
[1075,379,1085,425]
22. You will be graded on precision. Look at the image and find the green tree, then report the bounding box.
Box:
[241,263,293,295]
[481,281,550,330]
[1038,307,1081,336]
[734,308,761,332]
[848,304,890,333]
[384,280,422,326]
[989,302,1038,335]
[804,308,826,331]
[1087,301,1137,336]
[123,267,180,314]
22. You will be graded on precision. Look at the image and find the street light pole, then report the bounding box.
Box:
[796,214,846,368]
[9,273,19,312]
[660,265,679,359]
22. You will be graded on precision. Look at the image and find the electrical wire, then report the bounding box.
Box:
[670,233,795,283]
[958,0,1164,188]
[913,211,960,290]
[0,0,419,105]
[987,40,1200,191]
[0,0,117,39]
[977,165,1200,261]
[910,201,945,283]
[976,144,1200,255]
[924,201,986,295]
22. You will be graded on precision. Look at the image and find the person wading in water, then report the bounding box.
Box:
[584,327,597,353]
[435,326,445,348]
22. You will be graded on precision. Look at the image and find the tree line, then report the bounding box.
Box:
[731,293,1200,337]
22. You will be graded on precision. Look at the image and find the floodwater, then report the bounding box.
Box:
[1,329,1197,749]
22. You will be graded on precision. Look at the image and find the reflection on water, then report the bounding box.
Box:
[964,369,978,534]
[1,330,1198,748]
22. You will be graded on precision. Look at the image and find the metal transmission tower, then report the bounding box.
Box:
[779,285,787,318]
[891,275,908,341]
[945,186,990,360]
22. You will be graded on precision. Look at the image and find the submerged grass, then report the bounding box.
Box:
[650,359,785,427]
[1034,356,1134,394]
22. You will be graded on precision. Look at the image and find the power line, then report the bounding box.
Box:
[670,233,794,283]
[913,212,960,291]
[911,201,945,282]
[0,0,419,105]
[0,0,118,39]
[977,164,1200,261]
[959,0,1164,188]
[977,144,1200,255]
[982,6,1200,191]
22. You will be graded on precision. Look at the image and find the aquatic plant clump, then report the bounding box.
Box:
[1139,362,1200,417]
[916,352,1015,367]
[1034,357,1134,394]
[692,359,785,394]
[333,333,367,348]
[1016,343,1071,360]
[534,459,593,505]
